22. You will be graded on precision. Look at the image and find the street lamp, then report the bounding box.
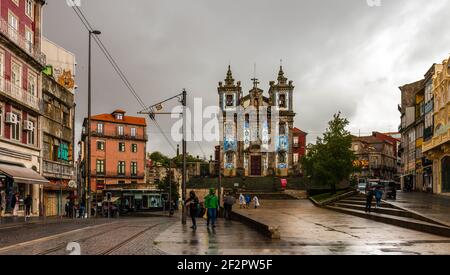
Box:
[87,29,101,219]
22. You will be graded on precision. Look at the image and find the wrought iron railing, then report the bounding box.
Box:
[43,160,74,178]
[0,77,40,110]
[0,17,46,66]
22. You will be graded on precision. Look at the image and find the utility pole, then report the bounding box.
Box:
[218,145,222,209]
[182,89,187,225]
[138,90,187,225]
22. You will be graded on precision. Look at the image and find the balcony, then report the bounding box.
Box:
[0,18,46,66]
[43,160,74,179]
[423,127,450,153]
[0,77,40,110]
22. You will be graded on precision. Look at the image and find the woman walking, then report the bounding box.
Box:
[185,191,200,230]
[253,195,260,209]
[239,193,245,209]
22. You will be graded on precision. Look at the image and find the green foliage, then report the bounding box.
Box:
[301,112,357,194]
[158,173,180,202]
[149,151,170,167]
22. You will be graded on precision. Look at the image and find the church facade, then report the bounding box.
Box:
[218,66,296,177]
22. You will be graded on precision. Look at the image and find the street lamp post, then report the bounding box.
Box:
[87,30,101,219]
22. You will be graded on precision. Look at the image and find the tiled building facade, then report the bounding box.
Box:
[218,66,296,178]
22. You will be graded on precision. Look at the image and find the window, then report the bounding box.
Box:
[131,144,137,153]
[131,162,138,176]
[118,161,125,175]
[96,160,105,175]
[119,142,125,152]
[279,152,286,163]
[25,28,33,53]
[0,52,4,90]
[27,119,36,145]
[11,62,21,89]
[279,94,286,108]
[12,0,19,6]
[97,141,105,151]
[226,152,233,163]
[0,104,3,137]
[116,113,123,120]
[97,123,103,134]
[293,153,299,164]
[226,95,234,107]
[8,12,19,42]
[293,136,299,146]
[279,124,286,135]
[117,126,124,136]
[25,0,34,20]
[28,73,37,96]
[131,127,136,137]
[62,111,70,127]
[11,112,20,141]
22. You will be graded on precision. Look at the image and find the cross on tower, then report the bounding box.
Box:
[251,77,260,88]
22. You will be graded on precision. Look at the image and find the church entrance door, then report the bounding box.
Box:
[251,155,262,176]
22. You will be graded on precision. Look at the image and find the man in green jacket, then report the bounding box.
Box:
[204,188,219,228]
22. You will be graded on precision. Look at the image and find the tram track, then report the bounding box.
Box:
[37,220,171,255]
[37,223,129,255]
[100,221,170,255]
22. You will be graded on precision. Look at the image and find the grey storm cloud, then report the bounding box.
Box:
[43,0,450,157]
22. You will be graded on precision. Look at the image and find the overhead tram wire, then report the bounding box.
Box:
[71,6,177,154]
[75,6,206,158]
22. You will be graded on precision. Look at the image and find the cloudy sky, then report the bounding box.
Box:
[43,0,450,158]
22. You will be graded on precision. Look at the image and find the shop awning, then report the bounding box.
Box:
[0,163,50,185]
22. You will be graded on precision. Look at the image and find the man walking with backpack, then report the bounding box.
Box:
[185,191,200,230]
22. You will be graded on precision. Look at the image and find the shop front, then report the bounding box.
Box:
[43,180,76,217]
[0,162,49,217]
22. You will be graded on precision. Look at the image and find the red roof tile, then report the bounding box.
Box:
[90,113,147,126]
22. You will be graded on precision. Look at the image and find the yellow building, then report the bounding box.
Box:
[423,57,450,195]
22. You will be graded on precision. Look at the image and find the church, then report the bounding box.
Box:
[218,66,296,177]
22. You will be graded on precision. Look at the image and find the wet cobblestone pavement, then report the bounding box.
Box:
[156,200,450,255]
[2,200,450,255]
[0,217,175,255]
[392,192,450,226]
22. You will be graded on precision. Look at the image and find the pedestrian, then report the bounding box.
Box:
[365,186,373,213]
[223,193,236,220]
[204,188,219,228]
[245,194,251,209]
[239,193,245,209]
[0,190,6,217]
[79,198,86,218]
[253,195,260,209]
[185,191,200,230]
[12,193,19,217]
[65,200,70,218]
[375,185,383,209]
[24,194,32,218]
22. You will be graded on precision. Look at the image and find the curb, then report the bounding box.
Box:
[309,190,358,207]
[231,211,280,239]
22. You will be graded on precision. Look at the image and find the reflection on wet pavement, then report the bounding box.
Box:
[392,192,450,226]
[156,200,450,255]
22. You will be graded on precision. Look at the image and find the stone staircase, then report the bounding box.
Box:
[326,194,450,237]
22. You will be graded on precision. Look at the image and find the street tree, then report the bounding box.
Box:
[301,112,357,194]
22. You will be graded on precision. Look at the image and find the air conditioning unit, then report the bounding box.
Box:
[5,113,18,124]
[23,120,35,131]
